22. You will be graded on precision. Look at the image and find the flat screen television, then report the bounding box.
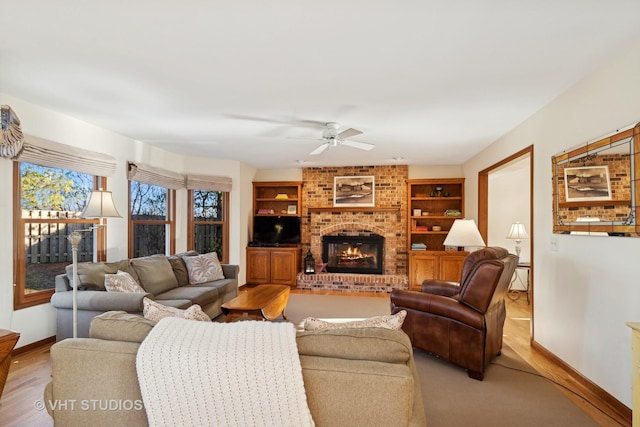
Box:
[252,215,301,246]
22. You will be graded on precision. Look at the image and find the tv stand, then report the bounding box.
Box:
[246,246,301,287]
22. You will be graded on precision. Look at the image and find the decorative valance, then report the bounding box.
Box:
[0,105,25,159]
[186,174,232,192]
[127,161,185,190]
[18,135,117,177]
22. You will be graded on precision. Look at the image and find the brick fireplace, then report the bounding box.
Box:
[296,165,409,293]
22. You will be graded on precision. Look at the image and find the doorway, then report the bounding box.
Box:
[478,145,533,339]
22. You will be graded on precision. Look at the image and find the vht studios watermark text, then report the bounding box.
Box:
[34,399,144,411]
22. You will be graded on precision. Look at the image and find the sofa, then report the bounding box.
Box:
[50,251,239,340]
[44,311,426,427]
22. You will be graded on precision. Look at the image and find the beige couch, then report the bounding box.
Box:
[44,312,426,427]
[50,251,239,340]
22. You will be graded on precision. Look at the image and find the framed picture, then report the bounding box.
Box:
[287,205,297,215]
[564,165,612,202]
[333,175,375,207]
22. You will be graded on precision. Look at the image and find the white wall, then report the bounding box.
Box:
[488,156,531,289]
[463,36,640,407]
[0,94,250,347]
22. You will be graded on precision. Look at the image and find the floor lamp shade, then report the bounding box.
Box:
[443,219,486,249]
[81,190,121,218]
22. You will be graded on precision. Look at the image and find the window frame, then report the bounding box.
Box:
[128,180,176,258]
[187,189,229,263]
[13,162,107,309]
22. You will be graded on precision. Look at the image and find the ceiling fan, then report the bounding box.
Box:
[309,122,375,155]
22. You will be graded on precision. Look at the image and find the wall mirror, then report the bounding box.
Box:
[552,123,639,236]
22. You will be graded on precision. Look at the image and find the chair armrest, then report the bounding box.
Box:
[50,290,151,313]
[421,279,460,296]
[222,264,239,279]
[390,289,484,329]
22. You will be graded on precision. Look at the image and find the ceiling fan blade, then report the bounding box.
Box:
[310,143,329,155]
[341,140,375,151]
[337,128,363,139]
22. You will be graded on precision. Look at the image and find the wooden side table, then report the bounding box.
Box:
[0,329,20,400]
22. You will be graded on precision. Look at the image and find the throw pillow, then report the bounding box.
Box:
[142,297,210,323]
[182,251,225,284]
[104,270,146,293]
[130,255,179,295]
[303,310,407,331]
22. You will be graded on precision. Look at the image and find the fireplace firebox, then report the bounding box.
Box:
[322,234,384,274]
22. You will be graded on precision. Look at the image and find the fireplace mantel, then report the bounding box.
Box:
[308,207,400,214]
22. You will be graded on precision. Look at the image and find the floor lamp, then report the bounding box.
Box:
[443,219,486,251]
[67,189,121,338]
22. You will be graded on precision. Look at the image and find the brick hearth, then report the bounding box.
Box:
[296,272,408,294]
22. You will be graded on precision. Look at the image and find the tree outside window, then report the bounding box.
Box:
[189,190,228,263]
[14,162,102,309]
[129,181,175,257]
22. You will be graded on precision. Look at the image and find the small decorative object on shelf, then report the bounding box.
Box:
[431,225,442,231]
[444,209,462,216]
[411,243,427,250]
[430,191,436,197]
[275,193,289,200]
[304,250,316,274]
[413,208,422,216]
[287,205,297,214]
[434,186,443,197]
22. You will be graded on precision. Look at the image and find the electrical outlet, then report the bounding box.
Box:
[550,235,559,252]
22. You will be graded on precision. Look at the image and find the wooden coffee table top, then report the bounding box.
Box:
[222,284,290,322]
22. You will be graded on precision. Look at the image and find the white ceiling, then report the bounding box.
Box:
[2,1,640,169]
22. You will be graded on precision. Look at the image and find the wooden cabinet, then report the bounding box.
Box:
[408,178,466,290]
[627,322,640,427]
[246,247,301,286]
[253,181,302,216]
[0,329,20,400]
[408,252,467,291]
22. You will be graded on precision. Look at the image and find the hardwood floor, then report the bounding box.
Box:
[0,289,630,426]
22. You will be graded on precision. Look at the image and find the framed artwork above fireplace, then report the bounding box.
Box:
[333,175,375,207]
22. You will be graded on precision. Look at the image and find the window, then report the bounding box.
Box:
[188,190,229,263]
[13,162,104,309]
[129,181,176,257]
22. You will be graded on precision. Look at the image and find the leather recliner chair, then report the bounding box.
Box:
[390,246,518,380]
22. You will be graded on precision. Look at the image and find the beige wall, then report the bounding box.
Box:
[463,36,640,407]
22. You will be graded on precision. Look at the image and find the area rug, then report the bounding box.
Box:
[285,293,598,427]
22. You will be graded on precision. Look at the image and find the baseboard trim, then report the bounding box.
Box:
[531,339,631,425]
[12,336,56,357]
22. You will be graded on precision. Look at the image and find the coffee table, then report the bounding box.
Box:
[221,284,290,322]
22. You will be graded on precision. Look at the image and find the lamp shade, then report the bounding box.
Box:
[81,190,122,218]
[506,222,528,240]
[443,219,486,248]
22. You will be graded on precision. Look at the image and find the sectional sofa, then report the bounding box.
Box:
[50,251,239,340]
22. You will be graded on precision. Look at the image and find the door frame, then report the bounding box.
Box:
[478,145,534,339]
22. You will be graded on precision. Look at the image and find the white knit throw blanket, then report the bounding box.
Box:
[136,318,314,427]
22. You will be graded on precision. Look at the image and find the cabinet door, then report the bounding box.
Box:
[246,248,270,284]
[439,254,466,282]
[270,249,297,285]
[409,254,437,291]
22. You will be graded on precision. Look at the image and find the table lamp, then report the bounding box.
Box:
[506,222,528,257]
[443,219,486,250]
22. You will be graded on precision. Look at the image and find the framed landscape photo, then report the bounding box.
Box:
[564,165,612,202]
[333,175,375,207]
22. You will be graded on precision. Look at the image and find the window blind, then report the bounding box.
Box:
[18,135,117,177]
[127,161,185,189]
[186,174,232,192]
